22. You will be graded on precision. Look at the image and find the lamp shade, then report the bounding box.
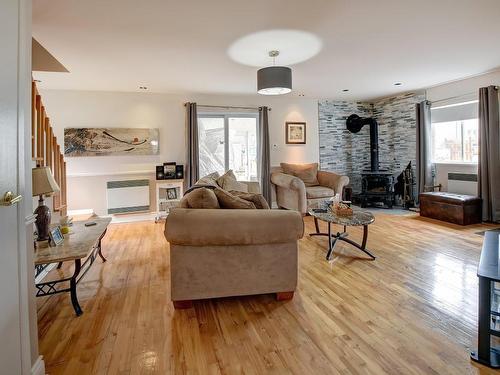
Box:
[257,66,292,95]
[32,167,60,196]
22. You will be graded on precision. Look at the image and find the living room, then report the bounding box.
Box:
[2,0,500,374]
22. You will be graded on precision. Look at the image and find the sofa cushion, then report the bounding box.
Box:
[306,186,335,199]
[195,172,220,187]
[182,187,220,209]
[280,162,319,187]
[216,170,248,192]
[214,187,256,209]
[230,191,270,209]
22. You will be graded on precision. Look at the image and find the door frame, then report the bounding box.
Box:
[5,0,44,373]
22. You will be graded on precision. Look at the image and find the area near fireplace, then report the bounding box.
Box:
[318,92,425,207]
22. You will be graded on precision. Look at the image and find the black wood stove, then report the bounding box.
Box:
[346,114,395,208]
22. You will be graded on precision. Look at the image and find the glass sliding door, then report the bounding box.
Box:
[198,116,225,177]
[198,113,258,181]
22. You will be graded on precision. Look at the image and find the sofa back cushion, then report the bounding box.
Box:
[280,162,319,187]
[216,170,249,193]
[195,171,220,187]
[230,191,270,209]
[181,187,220,209]
[214,187,256,209]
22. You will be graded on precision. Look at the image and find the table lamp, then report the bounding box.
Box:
[32,167,60,241]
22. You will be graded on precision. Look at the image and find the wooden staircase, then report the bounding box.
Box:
[31,80,67,216]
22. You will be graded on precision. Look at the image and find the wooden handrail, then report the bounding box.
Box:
[31,80,67,216]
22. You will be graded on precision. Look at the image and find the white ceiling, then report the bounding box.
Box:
[33,0,500,100]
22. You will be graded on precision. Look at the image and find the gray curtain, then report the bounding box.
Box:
[478,86,500,222]
[259,106,271,204]
[416,100,432,198]
[186,102,199,187]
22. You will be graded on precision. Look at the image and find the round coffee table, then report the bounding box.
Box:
[308,208,376,260]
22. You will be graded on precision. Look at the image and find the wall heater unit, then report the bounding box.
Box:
[106,179,150,214]
[447,173,477,195]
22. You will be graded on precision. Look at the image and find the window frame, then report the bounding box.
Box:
[197,111,260,180]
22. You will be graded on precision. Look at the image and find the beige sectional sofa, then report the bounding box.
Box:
[164,175,304,309]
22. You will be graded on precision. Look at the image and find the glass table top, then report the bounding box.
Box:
[309,208,375,226]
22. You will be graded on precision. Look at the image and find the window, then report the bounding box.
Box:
[431,101,479,163]
[198,113,259,181]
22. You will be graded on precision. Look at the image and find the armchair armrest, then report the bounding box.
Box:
[317,171,350,197]
[271,172,306,192]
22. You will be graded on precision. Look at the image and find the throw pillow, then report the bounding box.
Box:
[280,162,319,187]
[195,172,220,187]
[216,170,249,193]
[214,187,256,209]
[183,187,220,209]
[230,191,270,209]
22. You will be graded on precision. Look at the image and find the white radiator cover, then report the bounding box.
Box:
[447,173,477,195]
[106,179,150,214]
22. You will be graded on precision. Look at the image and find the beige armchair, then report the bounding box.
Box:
[271,163,349,215]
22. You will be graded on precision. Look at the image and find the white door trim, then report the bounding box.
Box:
[31,356,45,375]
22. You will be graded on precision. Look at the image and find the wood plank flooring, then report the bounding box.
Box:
[37,213,500,374]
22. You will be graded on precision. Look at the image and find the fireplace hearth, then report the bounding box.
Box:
[345,114,396,208]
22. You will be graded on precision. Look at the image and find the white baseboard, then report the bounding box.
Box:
[108,212,157,224]
[67,208,95,216]
[31,356,45,375]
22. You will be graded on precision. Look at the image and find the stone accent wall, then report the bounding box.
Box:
[319,92,425,192]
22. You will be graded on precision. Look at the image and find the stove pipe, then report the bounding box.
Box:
[346,114,379,172]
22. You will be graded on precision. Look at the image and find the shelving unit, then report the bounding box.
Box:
[155,179,184,222]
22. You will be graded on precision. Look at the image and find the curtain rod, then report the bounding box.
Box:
[184,103,271,111]
[429,86,498,105]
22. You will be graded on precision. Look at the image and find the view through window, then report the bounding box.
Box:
[198,114,258,181]
[431,119,479,163]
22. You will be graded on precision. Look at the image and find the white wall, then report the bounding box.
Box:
[40,89,319,214]
[425,70,500,194]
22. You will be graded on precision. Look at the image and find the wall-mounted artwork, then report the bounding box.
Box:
[64,128,159,156]
[285,122,306,144]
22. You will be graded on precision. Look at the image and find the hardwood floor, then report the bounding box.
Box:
[37,213,500,374]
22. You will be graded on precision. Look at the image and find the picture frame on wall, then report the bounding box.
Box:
[285,122,306,144]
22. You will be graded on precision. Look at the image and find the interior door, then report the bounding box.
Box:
[0,0,33,373]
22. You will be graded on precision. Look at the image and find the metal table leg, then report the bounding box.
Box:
[310,220,375,261]
[70,259,83,316]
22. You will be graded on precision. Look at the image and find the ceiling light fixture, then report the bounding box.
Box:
[257,50,292,95]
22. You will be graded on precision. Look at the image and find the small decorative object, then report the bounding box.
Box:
[163,162,176,179]
[64,128,159,156]
[285,122,306,144]
[167,188,177,200]
[32,167,60,241]
[49,226,64,246]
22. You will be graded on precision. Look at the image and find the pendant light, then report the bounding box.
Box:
[257,50,292,95]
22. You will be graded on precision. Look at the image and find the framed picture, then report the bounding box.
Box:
[64,128,159,156]
[49,226,64,246]
[285,122,306,144]
[166,188,177,200]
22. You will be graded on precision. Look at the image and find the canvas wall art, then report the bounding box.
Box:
[64,128,160,156]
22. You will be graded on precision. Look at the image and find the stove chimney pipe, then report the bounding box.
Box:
[346,114,379,172]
